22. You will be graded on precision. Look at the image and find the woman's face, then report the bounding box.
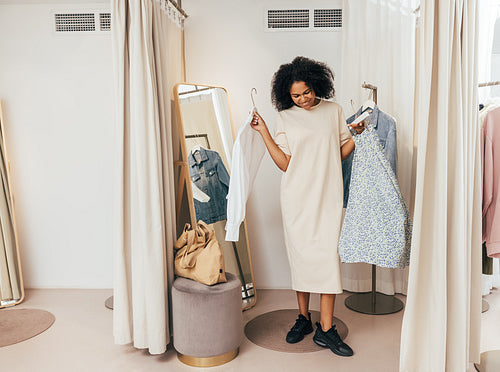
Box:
[290,81,317,110]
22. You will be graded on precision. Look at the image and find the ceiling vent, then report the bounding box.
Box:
[265,8,342,32]
[314,9,342,28]
[54,12,111,33]
[55,13,95,32]
[99,13,111,31]
[267,9,309,29]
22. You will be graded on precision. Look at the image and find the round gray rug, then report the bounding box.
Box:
[0,308,55,347]
[244,309,348,353]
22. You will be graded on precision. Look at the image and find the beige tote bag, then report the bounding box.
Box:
[174,221,227,285]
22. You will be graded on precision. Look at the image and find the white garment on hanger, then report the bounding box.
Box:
[191,144,207,153]
[225,111,265,241]
[191,181,210,203]
[361,99,375,112]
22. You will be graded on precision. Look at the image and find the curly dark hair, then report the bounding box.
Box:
[271,56,335,111]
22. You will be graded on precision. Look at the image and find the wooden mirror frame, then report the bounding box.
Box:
[173,83,257,310]
[0,100,24,309]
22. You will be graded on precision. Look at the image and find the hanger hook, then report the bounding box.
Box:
[350,99,356,114]
[251,88,257,108]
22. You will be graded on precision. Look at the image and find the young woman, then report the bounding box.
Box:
[251,56,363,357]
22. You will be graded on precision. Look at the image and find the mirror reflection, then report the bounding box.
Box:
[0,100,24,308]
[175,84,256,309]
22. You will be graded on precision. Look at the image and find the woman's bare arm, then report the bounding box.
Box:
[251,112,291,172]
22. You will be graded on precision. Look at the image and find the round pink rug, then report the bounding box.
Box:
[245,309,348,353]
[0,308,55,347]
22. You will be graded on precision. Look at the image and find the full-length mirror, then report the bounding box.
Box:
[174,83,256,310]
[0,100,24,308]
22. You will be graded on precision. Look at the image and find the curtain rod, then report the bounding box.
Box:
[478,81,500,87]
[168,0,188,18]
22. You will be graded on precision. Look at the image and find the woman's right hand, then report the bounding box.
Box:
[250,111,268,133]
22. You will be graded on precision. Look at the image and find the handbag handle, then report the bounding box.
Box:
[197,220,215,241]
[174,223,191,250]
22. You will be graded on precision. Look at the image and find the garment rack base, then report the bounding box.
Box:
[482,299,489,313]
[105,296,113,310]
[344,292,404,315]
[474,351,500,371]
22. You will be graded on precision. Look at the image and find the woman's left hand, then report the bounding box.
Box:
[350,122,365,134]
[349,115,366,134]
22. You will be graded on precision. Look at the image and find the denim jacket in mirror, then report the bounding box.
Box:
[342,104,398,207]
[188,147,230,225]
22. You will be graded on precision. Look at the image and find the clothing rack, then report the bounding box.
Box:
[476,80,499,315]
[344,82,405,316]
[186,133,211,150]
[475,83,500,372]
[361,82,378,103]
[178,86,212,96]
[478,81,500,87]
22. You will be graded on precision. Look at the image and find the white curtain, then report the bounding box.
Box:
[478,0,500,102]
[339,0,416,295]
[399,1,482,371]
[111,0,184,354]
[211,89,233,166]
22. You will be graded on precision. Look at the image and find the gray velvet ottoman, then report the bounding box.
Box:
[172,273,243,367]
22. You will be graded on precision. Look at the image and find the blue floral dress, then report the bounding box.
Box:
[338,125,412,269]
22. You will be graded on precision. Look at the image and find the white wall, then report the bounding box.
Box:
[183,0,344,289]
[491,17,500,97]
[0,0,344,290]
[0,2,113,288]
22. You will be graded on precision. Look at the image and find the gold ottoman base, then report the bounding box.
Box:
[177,348,239,367]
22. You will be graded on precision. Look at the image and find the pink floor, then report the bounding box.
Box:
[0,287,498,371]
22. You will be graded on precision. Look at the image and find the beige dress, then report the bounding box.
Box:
[274,100,351,293]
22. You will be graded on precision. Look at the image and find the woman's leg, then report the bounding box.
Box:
[314,293,353,356]
[319,293,336,331]
[296,291,310,317]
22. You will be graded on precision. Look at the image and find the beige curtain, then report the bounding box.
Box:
[400,1,482,371]
[111,0,184,354]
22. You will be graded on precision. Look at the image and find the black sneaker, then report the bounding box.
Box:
[286,313,313,344]
[313,322,354,357]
